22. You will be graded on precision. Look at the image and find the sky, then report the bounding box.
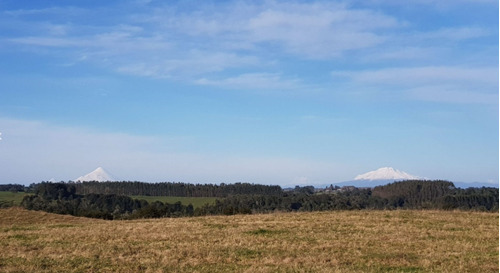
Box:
[0,0,498,186]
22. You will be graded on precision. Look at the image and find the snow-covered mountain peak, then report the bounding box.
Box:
[354,167,420,181]
[75,167,116,182]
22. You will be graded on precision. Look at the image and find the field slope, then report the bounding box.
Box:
[0,208,498,272]
[0,192,28,206]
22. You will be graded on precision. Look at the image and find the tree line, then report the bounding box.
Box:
[69,181,283,197]
[372,180,498,211]
[196,181,498,215]
[0,184,25,192]
[2,180,498,219]
[21,183,195,220]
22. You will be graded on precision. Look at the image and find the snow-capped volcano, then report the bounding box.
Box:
[354,167,420,181]
[75,167,116,182]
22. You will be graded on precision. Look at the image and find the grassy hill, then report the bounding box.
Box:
[0,191,28,207]
[0,208,497,272]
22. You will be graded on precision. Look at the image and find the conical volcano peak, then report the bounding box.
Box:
[75,167,116,182]
[354,167,420,181]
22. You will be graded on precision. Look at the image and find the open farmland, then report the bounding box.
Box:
[0,208,497,272]
[0,192,28,207]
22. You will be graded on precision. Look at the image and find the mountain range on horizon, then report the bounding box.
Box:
[72,166,498,189]
[333,167,498,189]
[354,167,421,181]
[74,167,116,182]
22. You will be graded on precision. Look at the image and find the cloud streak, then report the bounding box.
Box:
[332,66,498,104]
[245,2,398,58]
[195,73,311,92]
[3,1,495,97]
[3,1,402,79]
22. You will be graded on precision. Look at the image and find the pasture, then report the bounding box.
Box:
[0,192,28,207]
[0,208,497,272]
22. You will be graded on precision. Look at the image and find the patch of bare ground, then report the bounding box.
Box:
[0,208,497,272]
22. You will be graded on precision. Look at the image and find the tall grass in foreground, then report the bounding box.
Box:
[0,208,497,272]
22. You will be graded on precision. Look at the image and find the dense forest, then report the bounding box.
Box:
[372,180,498,211]
[20,183,194,220]
[196,181,498,215]
[70,181,283,197]
[1,180,498,220]
[0,184,26,192]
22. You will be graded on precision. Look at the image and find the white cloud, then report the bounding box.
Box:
[3,1,403,79]
[11,26,169,52]
[246,2,398,58]
[195,73,309,92]
[419,27,491,41]
[3,1,496,97]
[358,0,498,7]
[118,51,260,79]
[333,66,497,86]
[366,46,440,61]
[4,6,86,17]
[332,66,498,104]
[407,86,498,104]
[9,36,83,47]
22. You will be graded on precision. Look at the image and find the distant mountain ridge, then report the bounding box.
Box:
[331,167,421,188]
[333,179,401,188]
[331,180,498,189]
[354,167,420,181]
[329,167,498,189]
[74,167,116,182]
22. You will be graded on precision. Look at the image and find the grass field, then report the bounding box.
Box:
[0,192,28,206]
[130,196,217,209]
[0,208,497,272]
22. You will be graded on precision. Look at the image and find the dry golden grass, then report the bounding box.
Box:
[0,207,497,272]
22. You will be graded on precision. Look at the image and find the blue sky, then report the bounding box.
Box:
[0,0,498,186]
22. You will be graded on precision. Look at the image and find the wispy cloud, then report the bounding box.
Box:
[2,1,403,81]
[407,86,498,104]
[417,27,492,41]
[117,52,261,79]
[195,73,310,92]
[332,66,498,104]
[4,0,494,92]
[0,1,497,185]
[3,6,86,17]
[9,25,170,53]
[333,66,497,86]
[245,2,399,58]
[357,0,498,8]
